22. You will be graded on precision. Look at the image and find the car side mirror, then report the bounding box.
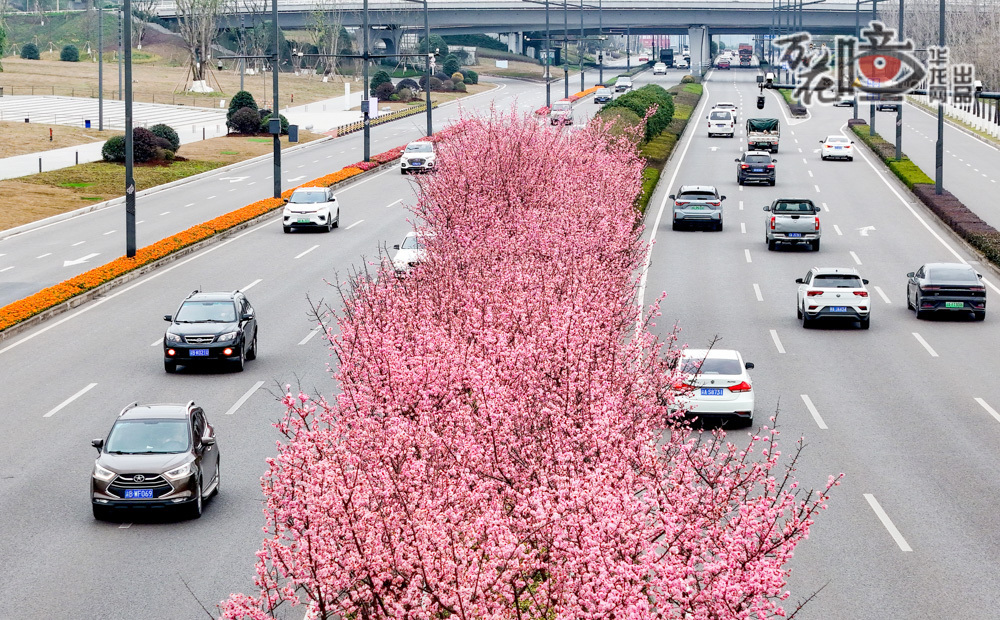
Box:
[393,244,400,250]
[978,273,983,278]
[668,195,675,200]
[203,436,216,446]
[241,312,253,321]
[906,272,915,278]
[720,196,727,201]
[795,278,803,283]
[734,158,740,162]
[863,279,869,284]
[745,362,754,369]
[91,438,104,452]
[819,139,824,143]
[163,315,172,322]
[851,140,855,144]
[763,205,771,211]
[772,159,777,163]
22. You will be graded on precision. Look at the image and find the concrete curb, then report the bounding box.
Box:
[0,136,332,241]
[0,159,398,343]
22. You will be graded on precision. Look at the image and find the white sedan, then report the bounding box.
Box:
[819,135,854,161]
[796,267,871,328]
[672,349,755,427]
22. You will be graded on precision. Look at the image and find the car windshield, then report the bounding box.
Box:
[597,89,610,95]
[400,236,424,250]
[928,267,978,282]
[105,419,190,454]
[175,300,236,322]
[552,102,571,111]
[710,111,731,120]
[289,191,327,204]
[773,201,813,212]
[405,142,433,153]
[827,136,849,144]
[813,274,863,288]
[746,155,771,164]
[679,191,718,200]
[681,357,741,375]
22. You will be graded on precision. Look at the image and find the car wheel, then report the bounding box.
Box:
[848,156,854,161]
[767,239,776,251]
[768,179,775,186]
[735,414,753,429]
[246,331,257,361]
[737,175,743,185]
[164,360,177,373]
[92,504,113,521]
[283,226,292,234]
[672,221,681,231]
[802,312,812,328]
[975,311,986,321]
[716,219,724,232]
[797,305,802,319]
[326,218,333,232]
[188,476,203,519]
[860,317,871,329]
[333,211,339,229]
[233,348,245,372]
[401,168,407,174]
[811,239,821,252]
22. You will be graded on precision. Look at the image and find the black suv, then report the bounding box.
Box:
[163,290,257,372]
[735,151,777,186]
[91,401,220,520]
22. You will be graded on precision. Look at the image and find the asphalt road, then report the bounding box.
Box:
[641,69,1000,618]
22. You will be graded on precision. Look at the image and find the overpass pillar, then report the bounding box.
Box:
[688,26,708,77]
[506,32,524,55]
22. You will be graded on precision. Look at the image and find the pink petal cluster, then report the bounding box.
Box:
[221,108,840,620]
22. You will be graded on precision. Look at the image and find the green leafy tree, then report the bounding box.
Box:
[21,42,40,60]
[443,54,460,76]
[710,41,719,56]
[149,123,180,152]
[0,26,7,72]
[370,70,392,96]
[227,90,258,126]
[102,135,127,162]
[60,45,80,62]
[231,107,262,135]
[418,34,448,57]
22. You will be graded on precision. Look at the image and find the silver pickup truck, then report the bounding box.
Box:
[764,199,821,251]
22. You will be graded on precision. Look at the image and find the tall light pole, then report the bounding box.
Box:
[895,0,903,160]
[563,0,569,99]
[362,0,371,161]
[546,0,551,106]
[598,0,603,84]
[118,3,123,101]
[935,0,944,194]
[124,0,135,257]
[271,0,281,197]
[400,0,433,137]
[98,0,103,131]
[579,0,584,92]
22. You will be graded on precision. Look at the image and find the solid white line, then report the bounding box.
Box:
[753,283,763,301]
[242,278,262,292]
[738,200,744,210]
[814,184,821,193]
[346,220,364,230]
[800,394,828,430]
[740,222,746,234]
[294,245,319,259]
[744,249,752,263]
[874,285,891,303]
[36,253,51,259]
[770,329,785,353]
[298,327,321,345]
[44,382,97,418]
[834,225,843,236]
[225,381,264,416]
[864,494,913,552]
[974,397,1000,424]
[850,251,862,265]
[71,241,85,246]
[103,229,116,235]
[150,337,163,347]
[912,332,939,357]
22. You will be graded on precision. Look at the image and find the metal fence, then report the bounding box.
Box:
[0,85,229,108]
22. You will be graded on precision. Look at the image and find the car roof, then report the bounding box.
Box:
[825,134,850,140]
[924,262,975,271]
[682,348,741,360]
[187,292,237,302]
[120,404,191,420]
[715,102,736,106]
[810,267,861,276]
[744,150,771,156]
[677,185,719,193]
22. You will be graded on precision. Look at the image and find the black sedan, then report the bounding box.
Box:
[735,151,776,186]
[906,262,986,320]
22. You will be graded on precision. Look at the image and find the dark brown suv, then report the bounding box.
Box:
[91,401,220,520]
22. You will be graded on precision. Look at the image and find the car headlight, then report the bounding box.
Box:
[164,332,182,343]
[164,462,194,480]
[94,463,116,481]
[218,330,239,342]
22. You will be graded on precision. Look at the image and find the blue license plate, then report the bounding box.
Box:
[125,489,154,499]
[752,168,764,172]
[191,349,209,357]
[834,146,843,150]
[786,232,802,238]
[700,388,724,396]
[830,306,848,312]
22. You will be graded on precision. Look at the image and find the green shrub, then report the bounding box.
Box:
[227,90,258,127]
[397,87,414,102]
[451,71,465,84]
[388,94,400,101]
[132,127,160,163]
[426,77,443,91]
[60,44,79,62]
[443,54,461,76]
[463,69,479,85]
[149,123,180,152]
[418,34,449,57]
[605,84,674,142]
[396,78,419,93]
[21,42,40,60]
[259,113,289,135]
[101,135,127,162]
[850,125,933,188]
[375,81,395,101]
[453,81,467,93]
[231,106,262,134]
[681,75,695,83]
[441,34,506,52]
[440,79,455,91]
[636,166,661,214]
[370,70,392,96]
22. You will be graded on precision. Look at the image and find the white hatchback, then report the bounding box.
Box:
[795,267,871,328]
[672,349,755,427]
[706,109,735,137]
[282,187,339,233]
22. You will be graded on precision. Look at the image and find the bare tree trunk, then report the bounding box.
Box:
[130,0,156,48]
[176,0,224,85]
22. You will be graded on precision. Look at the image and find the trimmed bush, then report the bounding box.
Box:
[370,70,392,96]
[397,87,414,102]
[453,81,467,93]
[396,78,419,93]
[443,54,461,76]
[149,123,180,152]
[596,107,643,143]
[132,127,160,163]
[231,106,263,135]
[259,113,289,135]
[433,71,450,83]
[60,44,79,62]
[605,84,675,142]
[440,79,454,92]
[228,90,258,123]
[426,77,443,91]
[462,69,479,85]
[681,75,696,83]
[451,71,465,84]
[375,81,396,101]
[20,42,40,60]
[102,135,127,162]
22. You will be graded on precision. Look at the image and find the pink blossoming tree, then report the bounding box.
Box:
[221,109,840,620]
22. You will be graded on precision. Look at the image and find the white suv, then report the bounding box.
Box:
[391,231,430,274]
[795,267,871,329]
[400,141,436,174]
[282,187,339,233]
[706,109,735,137]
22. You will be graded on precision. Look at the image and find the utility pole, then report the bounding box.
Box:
[935,0,944,194]
[124,0,135,257]
[563,0,569,99]
[598,0,603,84]
[362,0,371,161]
[579,0,585,92]
[895,0,903,160]
[118,4,123,101]
[98,0,103,131]
[271,0,281,197]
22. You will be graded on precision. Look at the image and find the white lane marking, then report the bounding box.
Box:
[346,220,364,230]
[207,195,216,200]
[298,327,322,345]
[294,245,319,259]
[44,382,97,417]
[103,230,116,235]
[385,199,403,208]
[225,381,265,416]
[36,253,51,259]
[159,211,171,216]
[864,494,913,552]
[850,251,862,265]
[248,182,256,186]
[814,184,821,193]
[834,225,843,236]
[822,202,829,212]
[118,522,132,529]
[874,286,891,303]
[808,170,814,178]
[798,147,803,153]
[0,266,13,273]
[71,241,86,247]
[744,249,752,263]
[802,157,808,164]
[150,337,163,346]
[770,329,785,354]
[974,397,1000,423]
[753,283,763,301]
[184,203,195,207]
[801,394,828,429]
[912,332,939,357]
[739,200,744,210]
[740,222,746,234]
[242,278,262,292]
[739,185,744,192]
[63,252,100,267]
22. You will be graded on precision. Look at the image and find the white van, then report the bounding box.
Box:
[707,109,735,138]
[549,99,573,125]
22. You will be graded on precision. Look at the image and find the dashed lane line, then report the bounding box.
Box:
[864,494,913,552]
[44,382,97,418]
[800,394,828,429]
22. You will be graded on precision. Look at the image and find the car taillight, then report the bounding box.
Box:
[767,164,775,169]
[921,285,940,291]
[710,201,721,207]
[676,200,688,206]
[815,217,821,230]
[741,164,749,170]
[853,291,869,297]
[770,216,776,230]
[728,381,752,393]
[806,290,823,296]
[673,382,694,390]
[970,286,986,291]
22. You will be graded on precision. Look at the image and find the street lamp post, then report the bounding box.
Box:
[400,0,433,137]
[98,0,103,131]
[271,0,281,198]
[124,0,135,257]
[896,0,903,161]
[936,0,944,194]
[563,0,569,99]
[598,0,603,84]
